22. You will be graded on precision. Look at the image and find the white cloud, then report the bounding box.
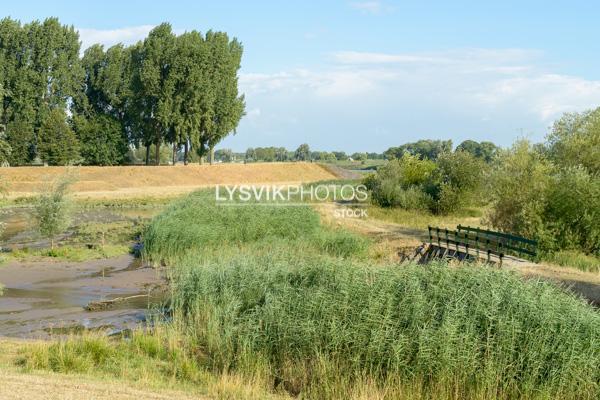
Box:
[477,73,600,122]
[333,51,446,65]
[350,1,384,14]
[77,25,155,50]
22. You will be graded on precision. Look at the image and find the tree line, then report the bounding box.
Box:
[211,140,495,164]
[0,17,244,166]
[211,144,387,163]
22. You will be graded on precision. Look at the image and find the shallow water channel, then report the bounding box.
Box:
[0,206,165,338]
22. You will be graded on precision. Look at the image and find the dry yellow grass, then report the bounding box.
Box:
[0,369,202,400]
[0,162,337,199]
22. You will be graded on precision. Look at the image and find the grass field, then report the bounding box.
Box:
[13,188,600,400]
[0,162,337,199]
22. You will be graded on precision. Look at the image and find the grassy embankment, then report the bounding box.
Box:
[10,189,600,399]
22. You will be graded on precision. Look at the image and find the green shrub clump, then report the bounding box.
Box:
[365,151,485,214]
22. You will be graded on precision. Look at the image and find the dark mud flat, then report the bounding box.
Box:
[0,255,165,338]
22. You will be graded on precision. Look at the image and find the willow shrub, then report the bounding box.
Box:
[172,250,600,399]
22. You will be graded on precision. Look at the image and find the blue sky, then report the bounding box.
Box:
[5,1,600,152]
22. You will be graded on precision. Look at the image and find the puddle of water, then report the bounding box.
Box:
[0,254,166,339]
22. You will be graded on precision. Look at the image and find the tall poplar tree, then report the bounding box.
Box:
[169,31,206,165]
[74,44,131,165]
[0,17,82,164]
[132,23,176,165]
[201,31,245,164]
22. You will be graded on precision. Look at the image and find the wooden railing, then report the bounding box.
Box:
[428,225,537,264]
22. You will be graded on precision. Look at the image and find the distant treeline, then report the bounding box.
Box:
[212,144,386,163]
[212,140,497,163]
[0,17,244,166]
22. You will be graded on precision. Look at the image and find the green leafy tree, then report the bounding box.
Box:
[294,143,310,161]
[0,18,83,164]
[546,108,600,174]
[4,119,35,165]
[456,140,499,163]
[351,152,368,162]
[384,139,452,160]
[76,44,132,166]
[333,151,347,161]
[254,147,277,162]
[37,109,80,165]
[73,114,128,165]
[486,140,554,243]
[168,31,208,165]
[245,147,256,162]
[33,174,75,249]
[0,132,11,165]
[367,152,383,159]
[214,148,233,162]
[130,24,176,165]
[275,147,288,162]
[202,31,245,164]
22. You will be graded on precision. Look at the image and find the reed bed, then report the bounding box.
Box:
[171,248,600,399]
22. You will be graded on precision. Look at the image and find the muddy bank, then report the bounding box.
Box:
[0,206,158,250]
[0,254,165,338]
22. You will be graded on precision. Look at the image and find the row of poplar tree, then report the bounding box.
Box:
[0,17,245,166]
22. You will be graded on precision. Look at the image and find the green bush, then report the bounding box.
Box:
[487,140,599,255]
[544,167,600,254]
[33,174,76,249]
[425,150,486,214]
[365,151,485,214]
[546,108,600,175]
[364,154,435,210]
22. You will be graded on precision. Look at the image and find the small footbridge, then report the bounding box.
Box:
[421,225,538,266]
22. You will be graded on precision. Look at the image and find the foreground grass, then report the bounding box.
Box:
[15,190,600,399]
[170,251,600,399]
[1,337,283,400]
[17,255,600,399]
